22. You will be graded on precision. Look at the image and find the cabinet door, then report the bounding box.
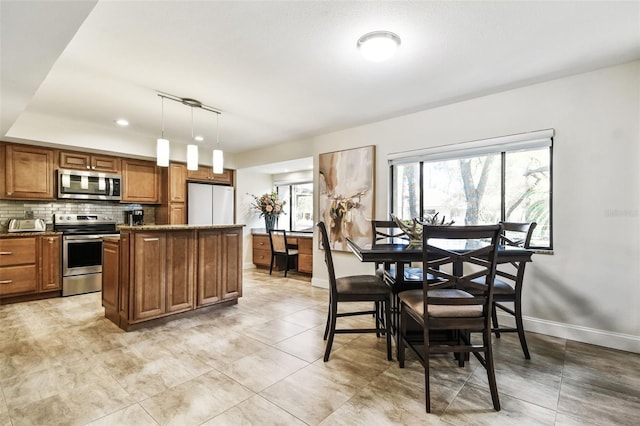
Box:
[297,236,313,274]
[211,169,233,186]
[40,236,61,291]
[169,163,187,202]
[59,151,91,170]
[0,265,37,296]
[220,229,242,299]
[169,203,186,225]
[197,230,221,306]
[186,166,212,182]
[2,144,55,199]
[133,232,166,320]
[102,239,120,316]
[166,231,194,312]
[91,155,121,173]
[122,159,160,204]
[252,235,271,267]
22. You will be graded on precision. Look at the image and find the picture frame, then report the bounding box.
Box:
[318,145,375,251]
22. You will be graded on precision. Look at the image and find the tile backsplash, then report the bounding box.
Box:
[0,200,155,232]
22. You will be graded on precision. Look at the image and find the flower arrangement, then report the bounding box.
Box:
[248,192,286,218]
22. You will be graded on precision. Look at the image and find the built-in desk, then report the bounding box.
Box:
[103,224,244,330]
[251,230,313,274]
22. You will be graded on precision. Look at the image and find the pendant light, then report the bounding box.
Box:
[156,96,170,167]
[212,113,223,174]
[186,106,198,171]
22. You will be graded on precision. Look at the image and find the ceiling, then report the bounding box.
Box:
[2,1,639,167]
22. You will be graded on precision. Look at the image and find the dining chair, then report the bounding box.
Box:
[268,229,299,277]
[317,221,392,362]
[397,224,503,412]
[478,221,537,359]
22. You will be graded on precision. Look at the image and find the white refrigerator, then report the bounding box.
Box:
[187,183,235,225]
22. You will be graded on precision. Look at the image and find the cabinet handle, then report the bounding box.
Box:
[143,238,159,242]
[86,166,90,169]
[259,242,264,246]
[0,280,13,284]
[0,251,13,255]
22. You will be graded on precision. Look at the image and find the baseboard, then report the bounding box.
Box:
[497,312,640,354]
[311,277,329,289]
[243,263,257,270]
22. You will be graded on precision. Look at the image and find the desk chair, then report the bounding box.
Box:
[268,229,299,277]
[398,224,503,412]
[318,221,392,362]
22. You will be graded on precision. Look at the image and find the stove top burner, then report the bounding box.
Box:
[54,213,118,235]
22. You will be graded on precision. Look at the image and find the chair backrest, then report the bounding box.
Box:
[371,220,409,243]
[317,222,338,298]
[500,222,537,248]
[269,229,289,254]
[422,224,502,318]
[495,221,536,283]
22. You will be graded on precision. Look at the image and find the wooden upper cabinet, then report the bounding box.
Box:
[59,151,121,173]
[121,158,160,204]
[169,163,187,203]
[187,166,233,186]
[1,143,55,200]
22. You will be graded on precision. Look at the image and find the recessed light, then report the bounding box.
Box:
[357,31,401,62]
[115,119,129,126]
[194,135,204,142]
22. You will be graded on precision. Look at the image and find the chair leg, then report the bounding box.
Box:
[514,299,531,359]
[283,254,288,277]
[323,296,331,340]
[374,301,381,337]
[398,303,406,368]
[484,328,501,411]
[424,324,431,413]
[269,254,274,275]
[491,302,501,338]
[384,298,392,361]
[324,299,338,362]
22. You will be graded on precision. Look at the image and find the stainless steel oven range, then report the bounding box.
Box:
[54,214,118,296]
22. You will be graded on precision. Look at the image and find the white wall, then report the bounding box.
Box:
[238,61,640,353]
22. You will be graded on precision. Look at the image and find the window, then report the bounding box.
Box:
[276,182,314,232]
[390,130,553,249]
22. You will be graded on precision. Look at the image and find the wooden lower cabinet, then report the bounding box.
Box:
[252,233,313,274]
[40,235,61,291]
[133,232,166,320]
[104,226,243,330]
[167,231,194,312]
[0,235,61,300]
[198,228,242,306]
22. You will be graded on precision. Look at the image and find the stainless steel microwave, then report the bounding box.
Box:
[57,169,122,201]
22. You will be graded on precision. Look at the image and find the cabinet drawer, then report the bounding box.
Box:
[298,254,312,274]
[0,264,37,296]
[0,238,37,266]
[253,235,270,250]
[253,249,271,266]
[297,237,313,254]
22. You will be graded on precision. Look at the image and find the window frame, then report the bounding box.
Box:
[276,181,314,233]
[389,130,553,250]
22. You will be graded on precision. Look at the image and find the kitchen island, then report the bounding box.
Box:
[103,224,244,331]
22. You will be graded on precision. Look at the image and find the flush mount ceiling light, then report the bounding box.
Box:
[156,92,222,171]
[115,118,129,126]
[357,31,401,62]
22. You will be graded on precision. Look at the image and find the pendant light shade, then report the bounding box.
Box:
[156,96,170,167]
[156,138,170,167]
[187,144,198,171]
[213,149,224,174]
[212,113,224,174]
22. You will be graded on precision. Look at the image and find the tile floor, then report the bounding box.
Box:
[1,269,639,425]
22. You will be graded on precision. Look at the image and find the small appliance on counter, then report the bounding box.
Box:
[124,209,144,226]
[7,218,47,233]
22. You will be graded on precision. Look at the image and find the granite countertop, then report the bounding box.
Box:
[0,231,62,238]
[118,224,245,231]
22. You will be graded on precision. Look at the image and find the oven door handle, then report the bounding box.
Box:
[64,235,113,241]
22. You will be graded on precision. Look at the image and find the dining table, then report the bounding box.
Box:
[345,236,535,341]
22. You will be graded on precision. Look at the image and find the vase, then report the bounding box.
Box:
[264,215,277,232]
